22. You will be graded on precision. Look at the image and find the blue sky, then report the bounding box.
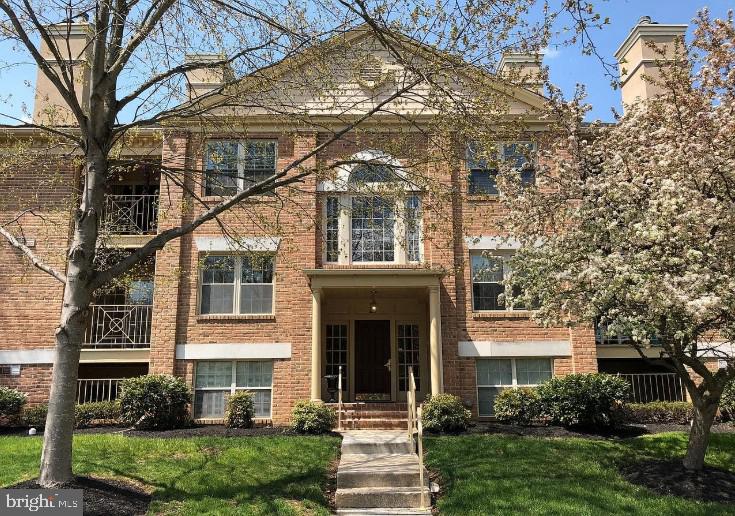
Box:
[547,0,733,120]
[0,1,731,124]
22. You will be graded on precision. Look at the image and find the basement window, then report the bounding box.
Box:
[194,360,273,418]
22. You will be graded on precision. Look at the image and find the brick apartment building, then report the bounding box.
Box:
[0,18,692,424]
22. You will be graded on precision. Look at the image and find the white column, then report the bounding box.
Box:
[429,285,444,394]
[310,288,323,401]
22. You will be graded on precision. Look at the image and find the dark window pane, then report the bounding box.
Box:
[468,169,498,194]
[472,282,504,311]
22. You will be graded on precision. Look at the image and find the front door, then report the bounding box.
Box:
[354,320,391,400]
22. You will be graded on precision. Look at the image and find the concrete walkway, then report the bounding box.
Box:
[335,430,431,515]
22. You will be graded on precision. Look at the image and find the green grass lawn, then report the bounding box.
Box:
[425,431,735,516]
[0,433,340,515]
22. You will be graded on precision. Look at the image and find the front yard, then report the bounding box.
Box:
[425,431,735,515]
[0,433,340,515]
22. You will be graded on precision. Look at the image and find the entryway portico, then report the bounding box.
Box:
[305,269,445,403]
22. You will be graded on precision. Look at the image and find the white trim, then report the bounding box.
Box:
[317,149,418,192]
[465,236,521,250]
[614,22,688,61]
[459,340,571,357]
[175,343,291,360]
[0,349,55,364]
[195,236,280,252]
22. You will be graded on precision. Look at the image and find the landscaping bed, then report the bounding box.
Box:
[9,477,151,516]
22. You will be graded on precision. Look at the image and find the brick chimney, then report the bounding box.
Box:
[184,54,233,100]
[498,52,544,94]
[33,16,92,125]
[614,16,687,110]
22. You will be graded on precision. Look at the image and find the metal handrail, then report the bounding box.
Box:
[103,193,159,235]
[338,365,343,431]
[407,366,428,509]
[77,378,124,404]
[84,303,153,349]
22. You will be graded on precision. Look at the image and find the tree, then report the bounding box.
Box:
[0,0,608,486]
[499,10,735,470]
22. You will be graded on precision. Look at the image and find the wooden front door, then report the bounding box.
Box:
[354,320,391,398]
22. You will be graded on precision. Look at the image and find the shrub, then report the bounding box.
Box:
[291,400,336,434]
[119,375,191,430]
[23,403,48,428]
[494,387,540,425]
[75,401,121,428]
[225,391,255,428]
[537,373,630,429]
[421,393,471,433]
[721,381,735,421]
[0,387,26,424]
[618,401,693,425]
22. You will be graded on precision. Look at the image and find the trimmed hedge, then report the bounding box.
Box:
[0,387,26,424]
[618,401,693,425]
[75,401,121,428]
[291,400,336,434]
[537,373,630,429]
[422,393,471,433]
[119,374,191,430]
[225,391,255,428]
[722,381,734,421]
[23,404,48,428]
[494,387,540,425]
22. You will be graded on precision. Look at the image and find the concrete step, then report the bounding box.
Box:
[336,509,432,515]
[342,419,408,430]
[341,430,413,454]
[336,486,430,509]
[338,453,426,488]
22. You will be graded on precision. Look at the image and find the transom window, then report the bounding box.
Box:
[205,140,277,196]
[200,254,274,315]
[476,358,552,417]
[467,141,536,195]
[471,252,524,311]
[194,360,273,418]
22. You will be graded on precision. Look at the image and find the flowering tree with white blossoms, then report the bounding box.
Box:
[498,10,735,470]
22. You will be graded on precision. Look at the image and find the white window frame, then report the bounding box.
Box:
[194,360,273,419]
[321,193,422,265]
[204,139,278,196]
[466,141,536,195]
[198,253,276,315]
[476,357,553,417]
[471,250,525,312]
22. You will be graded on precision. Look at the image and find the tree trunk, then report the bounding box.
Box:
[39,150,106,486]
[682,400,717,471]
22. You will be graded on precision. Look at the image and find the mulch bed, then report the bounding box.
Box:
[620,459,735,504]
[9,476,151,515]
[76,424,302,438]
[469,422,735,440]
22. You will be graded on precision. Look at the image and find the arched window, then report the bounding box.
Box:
[322,151,422,264]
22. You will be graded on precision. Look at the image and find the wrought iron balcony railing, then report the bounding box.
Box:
[84,304,152,349]
[103,193,159,235]
[618,372,685,403]
[77,378,124,404]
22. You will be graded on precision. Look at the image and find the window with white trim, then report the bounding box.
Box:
[471,251,525,311]
[467,141,536,195]
[200,254,274,315]
[205,140,277,196]
[194,360,273,418]
[476,358,552,417]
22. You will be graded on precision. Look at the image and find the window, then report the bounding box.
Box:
[398,323,420,391]
[200,254,274,315]
[194,360,273,419]
[476,358,552,416]
[349,163,395,183]
[467,141,536,194]
[325,197,340,263]
[351,196,395,262]
[406,195,421,262]
[326,324,348,390]
[205,140,277,196]
[471,252,524,311]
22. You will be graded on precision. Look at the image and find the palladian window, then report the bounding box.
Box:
[320,152,422,265]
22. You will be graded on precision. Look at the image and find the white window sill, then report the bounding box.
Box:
[472,310,534,319]
[197,313,276,322]
[466,193,500,201]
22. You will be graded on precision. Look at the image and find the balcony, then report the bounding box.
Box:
[83,304,152,349]
[103,193,159,235]
[619,372,685,403]
[77,378,124,404]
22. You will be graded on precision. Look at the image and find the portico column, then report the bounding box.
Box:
[310,288,323,401]
[429,285,444,394]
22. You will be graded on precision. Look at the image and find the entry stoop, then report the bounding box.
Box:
[335,431,431,514]
[333,403,409,430]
